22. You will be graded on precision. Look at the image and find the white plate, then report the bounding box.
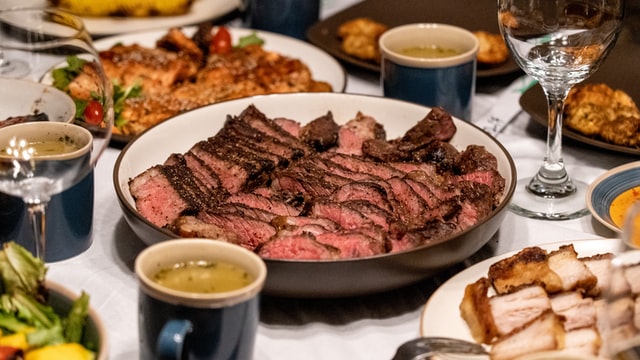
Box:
[93,26,346,93]
[0,78,75,123]
[420,238,618,341]
[83,0,240,36]
[9,0,240,36]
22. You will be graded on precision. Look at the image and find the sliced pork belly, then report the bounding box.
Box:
[625,264,640,294]
[489,285,551,337]
[489,310,564,360]
[563,326,601,356]
[550,291,597,331]
[547,245,597,293]
[488,246,563,295]
[581,253,613,297]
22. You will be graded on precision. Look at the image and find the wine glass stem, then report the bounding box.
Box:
[26,202,47,261]
[527,87,576,199]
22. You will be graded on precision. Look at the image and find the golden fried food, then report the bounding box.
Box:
[337,17,388,62]
[564,83,640,147]
[473,31,509,66]
[50,0,194,17]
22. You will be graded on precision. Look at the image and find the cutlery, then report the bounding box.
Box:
[392,337,488,359]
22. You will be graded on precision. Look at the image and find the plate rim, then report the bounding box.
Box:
[419,238,617,340]
[586,160,640,233]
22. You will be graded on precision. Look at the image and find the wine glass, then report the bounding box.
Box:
[498,0,624,220]
[0,8,113,260]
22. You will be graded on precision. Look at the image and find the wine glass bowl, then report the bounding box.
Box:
[0,7,113,260]
[498,0,624,220]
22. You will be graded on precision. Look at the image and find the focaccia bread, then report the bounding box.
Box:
[50,0,194,17]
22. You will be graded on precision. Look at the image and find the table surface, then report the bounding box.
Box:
[38,0,637,359]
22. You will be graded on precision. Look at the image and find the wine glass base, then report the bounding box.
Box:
[508,177,590,220]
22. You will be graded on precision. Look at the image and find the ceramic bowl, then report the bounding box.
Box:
[0,78,75,124]
[113,92,516,298]
[47,281,108,359]
[586,161,640,233]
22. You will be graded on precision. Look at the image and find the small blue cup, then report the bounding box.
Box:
[243,0,320,40]
[0,170,94,262]
[379,23,479,121]
[136,239,267,360]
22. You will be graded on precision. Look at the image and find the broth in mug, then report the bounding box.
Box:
[153,260,254,293]
[399,45,461,58]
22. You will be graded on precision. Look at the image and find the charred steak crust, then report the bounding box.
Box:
[129,104,506,260]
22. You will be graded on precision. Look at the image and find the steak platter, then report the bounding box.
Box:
[128,104,506,260]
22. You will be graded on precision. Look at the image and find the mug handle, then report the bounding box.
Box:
[157,319,193,360]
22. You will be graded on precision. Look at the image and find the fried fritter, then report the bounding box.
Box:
[564,83,640,147]
[473,31,509,66]
[337,17,387,62]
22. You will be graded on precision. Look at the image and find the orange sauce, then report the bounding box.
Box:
[610,186,640,233]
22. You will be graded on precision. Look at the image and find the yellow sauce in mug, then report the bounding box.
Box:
[610,186,640,228]
[399,45,461,58]
[153,260,254,293]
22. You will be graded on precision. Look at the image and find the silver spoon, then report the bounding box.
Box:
[392,337,488,360]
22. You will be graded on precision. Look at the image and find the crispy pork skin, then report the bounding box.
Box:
[488,247,563,295]
[581,253,614,297]
[489,310,565,360]
[460,277,498,344]
[563,327,601,357]
[547,245,597,293]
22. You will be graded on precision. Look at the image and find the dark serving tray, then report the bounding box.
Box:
[307,0,521,78]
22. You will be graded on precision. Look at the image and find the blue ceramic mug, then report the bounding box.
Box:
[379,23,479,121]
[243,0,320,40]
[135,239,267,360]
[0,170,94,262]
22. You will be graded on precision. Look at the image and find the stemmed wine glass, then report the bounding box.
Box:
[0,8,113,260]
[498,0,625,220]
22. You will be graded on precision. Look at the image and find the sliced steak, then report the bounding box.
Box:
[398,106,456,151]
[335,112,386,155]
[225,192,301,217]
[257,233,339,260]
[321,153,405,180]
[270,215,340,232]
[191,210,277,251]
[331,181,393,213]
[299,111,339,151]
[315,230,388,258]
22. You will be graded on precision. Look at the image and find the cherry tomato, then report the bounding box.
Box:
[210,26,232,54]
[83,100,104,125]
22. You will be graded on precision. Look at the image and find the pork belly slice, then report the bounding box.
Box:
[490,285,552,337]
[489,310,564,360]
[460,277,498,344]
[257,233,339,260]
[625,264,640,295]
[581,253,614,297]
[488,246,563,295]
[550,292,597,331]
[563,326,601,357]
[547,245,597,293]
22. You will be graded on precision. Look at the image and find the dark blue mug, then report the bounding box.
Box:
[379,23,479,121]
[0,170,94,262]
[135,239,267,360]
[243,0,320,40]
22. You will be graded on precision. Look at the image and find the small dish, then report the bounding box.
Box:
[0,78,75,124]
[586,161,640,233]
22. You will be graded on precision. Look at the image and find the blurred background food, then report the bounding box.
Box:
[49,0,195,17]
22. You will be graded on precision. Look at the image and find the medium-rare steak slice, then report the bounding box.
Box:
[257,233,339,260]
[331,181,393,213]
[321,153,405,180]
[238,105,312,156]
[315,230,388,258]
[335,112,386,155]
[299,111,339,151]
[225,192,301,217]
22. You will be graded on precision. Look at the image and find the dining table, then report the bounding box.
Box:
[36,0,639,359]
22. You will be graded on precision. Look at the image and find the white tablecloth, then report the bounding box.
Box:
[43,1,638,359]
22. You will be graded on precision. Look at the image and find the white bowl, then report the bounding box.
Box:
[0,78,75,123]
[113,92,516,297]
